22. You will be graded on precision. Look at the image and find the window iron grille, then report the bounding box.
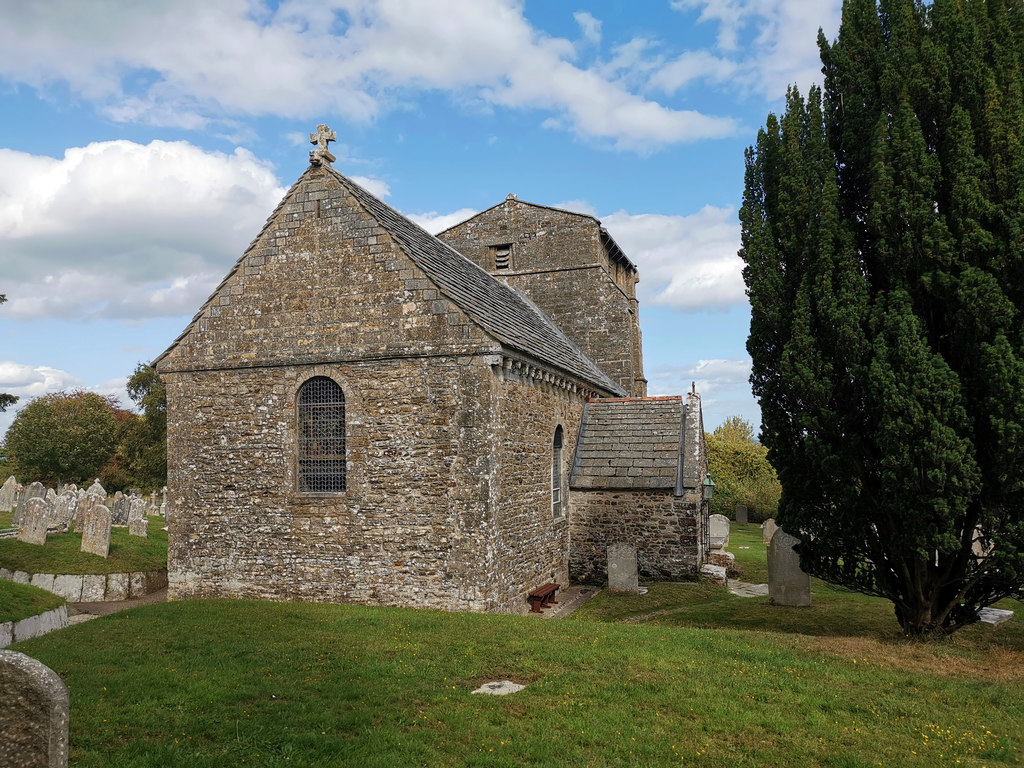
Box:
[297,376,346,493]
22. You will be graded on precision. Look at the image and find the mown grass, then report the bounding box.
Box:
[11,597,1021,768]
[0,516,167,574]
[0,579,66,623]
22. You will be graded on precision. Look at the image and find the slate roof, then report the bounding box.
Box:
[570,397,687,492]
[323,165,625,396]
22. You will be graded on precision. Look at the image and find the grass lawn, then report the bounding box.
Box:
[0,579,66,623]
[8,523,1022,767]
[0,516,167,575]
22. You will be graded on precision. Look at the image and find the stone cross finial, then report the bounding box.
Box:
[309,123,337,165]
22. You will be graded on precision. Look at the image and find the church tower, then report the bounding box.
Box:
[438,195,647,397]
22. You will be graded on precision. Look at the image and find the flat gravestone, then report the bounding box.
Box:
[128,517,148,538]
[17,499,49,546]
[80,505,112,558]
[13,482,46,528]
[762,518,779,545]
[607,542,639,593]
[708,513,730,549]
[0,650,70,768]
[0,475,18,512]
[767,528,811,607]
[471,681,526,696]
[735,505,748,524]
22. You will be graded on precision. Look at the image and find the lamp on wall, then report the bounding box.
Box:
[702,473,716,502]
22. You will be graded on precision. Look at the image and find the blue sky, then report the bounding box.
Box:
[0,0,841,437]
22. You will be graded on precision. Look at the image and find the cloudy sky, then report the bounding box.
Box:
[0,0,841,436]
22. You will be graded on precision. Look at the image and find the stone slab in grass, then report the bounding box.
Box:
[471,680,526,696]
[978,607,1014,626]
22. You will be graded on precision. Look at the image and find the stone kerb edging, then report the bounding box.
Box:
[0,606,68,648]
[0,568,168,603]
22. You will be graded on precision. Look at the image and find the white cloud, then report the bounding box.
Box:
[602,205,744,311]
[665,0,841,99]
[0,140,286,320]
[350,176,391,199]
[647,357,758,430]
[574,11,602,46]
[0,0,740,151]
[407,208,480,235]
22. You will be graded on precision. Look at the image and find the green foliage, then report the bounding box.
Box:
[705,416,781,522]
[4,391,119,487]
[740,0,1024,636]
[117,363,167,491]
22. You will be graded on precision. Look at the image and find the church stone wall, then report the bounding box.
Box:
[439,200,646,397]
[165,354,500,611]
[568,489,702,585]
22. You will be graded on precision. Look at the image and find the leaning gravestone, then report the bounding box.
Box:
[767,528,811,607]
[0,650,70,768]
[13,482,47,527]
[128,516,148,538]
[607,542,639,593]
[110,492,129,526]
[0,475,18,512]
[735,505,748,524]
[708,514,730,549]
[762,518,779,545]
[17,498,49,546]
[80,505,112,558]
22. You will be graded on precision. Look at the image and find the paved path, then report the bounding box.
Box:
[68,587,168,625]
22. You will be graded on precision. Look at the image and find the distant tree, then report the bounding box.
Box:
[119,363,167,490]
[0,294,17,413]
[740,0,1024,636]
[705,417,781,523]
[4,391,119,486]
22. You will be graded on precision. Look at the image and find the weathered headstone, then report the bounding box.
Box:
[127,497,148,524]
[111,492,129,526]
[47,493,78,534]
[767,528,811,607]
[762,518,779,545]
[13,482,46,527]
[735,505,748,524]
[86,479,106,500]
[0,650,70,768]
[72,494,100,533]
[80,505,112,558]
[607,542,639,593]
[0,475,18,512]
[44,488,56,504]
[708,513,730,549]
[128,516,148,538]
[17,498,49,546]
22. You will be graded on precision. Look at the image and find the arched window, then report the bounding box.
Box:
[297,376,346,493]
[552,425,564,519]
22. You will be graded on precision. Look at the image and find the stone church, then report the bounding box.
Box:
[155,126,709,614]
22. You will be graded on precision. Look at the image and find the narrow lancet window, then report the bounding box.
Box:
[297,376,346,493]
[552,425,564,519]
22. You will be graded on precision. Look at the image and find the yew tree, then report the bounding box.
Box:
[740,0,1024,636]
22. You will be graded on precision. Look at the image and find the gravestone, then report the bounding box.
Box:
[607,542,639,593]
[767,528,811,607]
[762,518,779,545]
[127,497,148,524]
[128,517,148,538]
[13,482,46,527]
[735,505,748,524]
[0,650,70,768]
[86,479,106,500]
[44,488,56,504]
[80,505,112,558]
[17,498,49,546]
[708,514,730,549]
[73,494,100,533]
[0,475,18,512]
[47,493,78,534]
[110,492,129,526]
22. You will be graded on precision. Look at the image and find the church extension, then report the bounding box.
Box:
[155,125,710,614]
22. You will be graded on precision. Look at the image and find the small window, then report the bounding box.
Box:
[552,425,564,519]
[493,244,512,270]
[297,376,346,493]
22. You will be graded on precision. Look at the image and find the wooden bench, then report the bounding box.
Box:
[528,582,561,613]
